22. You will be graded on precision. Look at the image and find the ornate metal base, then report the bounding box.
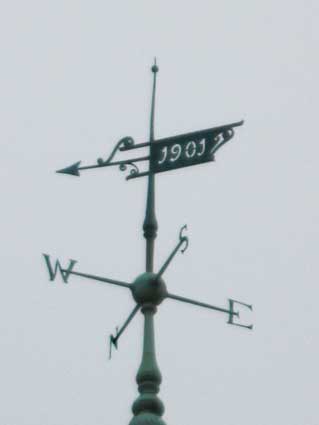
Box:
[129,304,165,425]
[129,412,166,425]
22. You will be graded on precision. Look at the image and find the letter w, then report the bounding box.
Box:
[43,254,77,283]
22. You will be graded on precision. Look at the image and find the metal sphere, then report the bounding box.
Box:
[131,272,167,306]
[151,64,159,73]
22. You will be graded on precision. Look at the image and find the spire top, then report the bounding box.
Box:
[151,57,159,74]
[149,58,158,142]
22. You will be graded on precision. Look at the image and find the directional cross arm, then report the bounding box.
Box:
[166,292,237,316]
[43,254,131,288]
[61,269,131,289]
[156,225,189,279]
[109,305,140,359]
[166,293,253,329]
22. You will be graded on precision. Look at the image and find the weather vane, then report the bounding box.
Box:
[43,59,253,425]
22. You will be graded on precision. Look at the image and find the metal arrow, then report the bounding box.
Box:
[56,135,149,178]
[56,155,149,177]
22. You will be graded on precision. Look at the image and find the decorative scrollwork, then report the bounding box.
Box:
[97,136,135,166]
[210,127,235,156]
[213,133,223,144]
[119,161,140,177]
[222,128,234,142]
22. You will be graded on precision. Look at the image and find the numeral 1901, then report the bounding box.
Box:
[158,139,206,165]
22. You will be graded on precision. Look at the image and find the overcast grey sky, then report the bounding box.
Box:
[1,1,319,424]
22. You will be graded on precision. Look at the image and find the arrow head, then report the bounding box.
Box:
[56,161,81,176]
[110,335,118,349]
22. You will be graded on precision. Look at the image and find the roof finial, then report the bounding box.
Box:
[151,57,159,74]
[149,58,159,142]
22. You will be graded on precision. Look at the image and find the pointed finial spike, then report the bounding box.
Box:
[56,161,81,176]
[151,57,159,73]
[149,59,158,142]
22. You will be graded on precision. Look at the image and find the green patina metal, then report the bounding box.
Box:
[43,61,253,424]
[130,62,166,424]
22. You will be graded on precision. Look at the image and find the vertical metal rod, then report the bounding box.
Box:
[143,59,159,273]
[129,61,166,425]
